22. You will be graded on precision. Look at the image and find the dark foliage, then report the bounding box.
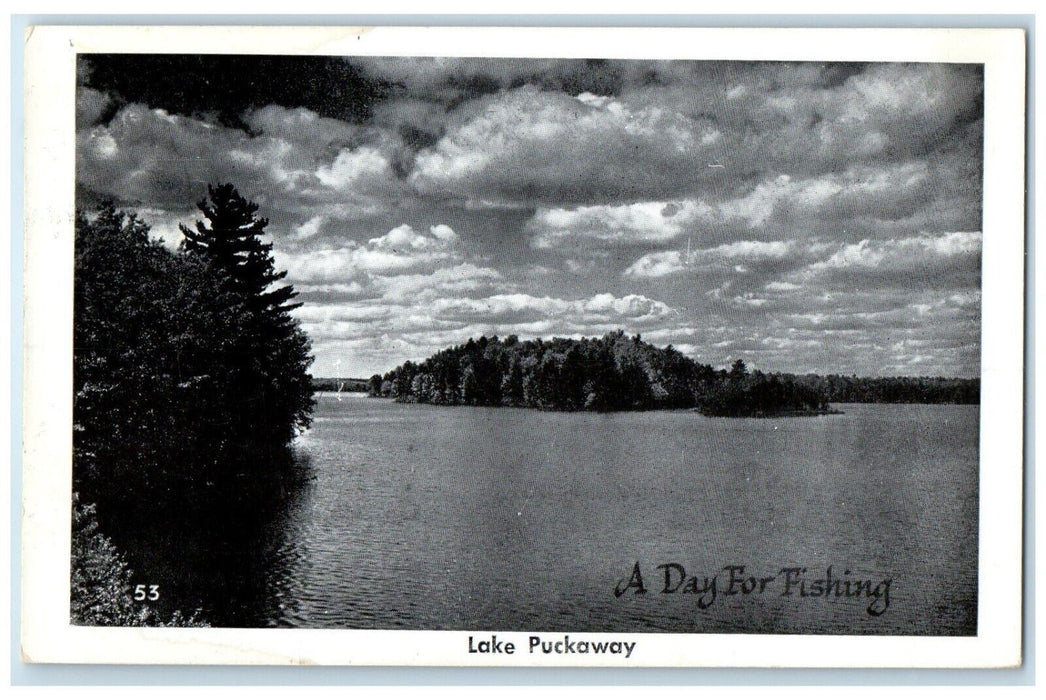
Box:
[374,331,832,416]
[180,184,314,449]
[810,374,979,404]
[74,202,238,498]
[71,494,207,627]
[376,333,979,415]
[75,190,313,504]
[73,188,314,624]
[698,360,830,417]
[312,377,370,392]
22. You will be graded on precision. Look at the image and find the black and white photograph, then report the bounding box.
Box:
[19,25,1025,667]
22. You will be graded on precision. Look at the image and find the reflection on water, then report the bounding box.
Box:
[116,397,979,634]
[93,452,314,627]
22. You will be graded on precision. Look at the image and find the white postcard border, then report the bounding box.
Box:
[20,25,1026,667]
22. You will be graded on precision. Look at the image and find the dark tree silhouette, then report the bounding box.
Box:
[374,332,835,416]
[180,184,314,448]
[75,202,240,497]
[180,183,301,319]
[729,358,748,384]
[74,191,316,626]
[372,333,976,415]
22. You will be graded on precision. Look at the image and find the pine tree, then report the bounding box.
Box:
[180,184,313,449]
[180,183,301,319]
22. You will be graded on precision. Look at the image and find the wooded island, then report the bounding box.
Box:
[362,333,978,416]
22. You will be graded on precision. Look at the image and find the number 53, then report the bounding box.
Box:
[134,584,160,601]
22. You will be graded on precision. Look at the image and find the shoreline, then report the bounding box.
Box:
[694,408,846,418]
[348,394,846,417]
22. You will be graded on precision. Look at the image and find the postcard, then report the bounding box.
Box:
[20,24,1025,666]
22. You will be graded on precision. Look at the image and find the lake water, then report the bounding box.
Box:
[143,396,979,635]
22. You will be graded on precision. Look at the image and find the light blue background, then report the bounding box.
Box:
[9,12,1035,686]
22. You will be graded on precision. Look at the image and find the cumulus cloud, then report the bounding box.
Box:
[243,105,362,148]
[527,159,976,253]
[295,287,677,376]
[294,263,506,307]
[623,251,687,278]
[76,87,112,129]
[371,263,503,303]
[279,223,463,283]
[294,216,324,240]
[369,223,459,251]
[717,163,941,230]
[409,85,717,205]
[839,63,983,151]
[315,146,396,192]
[430,292,673,325]
[624,240,795,278]
[703,240,794,260]
[648,62,983,183]
[800,231,982,288]
[77,101,407,227]
[813,231,981,269]
[77,58,984,377]
[529,200,715,248]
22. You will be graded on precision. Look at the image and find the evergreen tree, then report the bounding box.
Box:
[179,184,313,448]
[180,183,302,319]
[74,193,315,626]
[729,358,749,385]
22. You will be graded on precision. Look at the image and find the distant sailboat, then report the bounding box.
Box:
[335,358,344,401]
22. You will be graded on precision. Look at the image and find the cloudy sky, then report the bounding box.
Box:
[76,55,983,378]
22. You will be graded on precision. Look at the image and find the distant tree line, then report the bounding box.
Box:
[312,377,370,392]
[367,332,978,416]
[73,185,314,623]
[368,332,829,416]
[807,374,979,404]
